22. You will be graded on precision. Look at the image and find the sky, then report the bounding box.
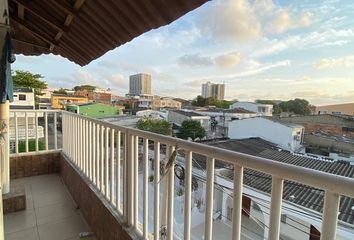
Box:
[12,0,354,106]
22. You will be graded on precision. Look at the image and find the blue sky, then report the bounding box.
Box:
[13,0,354,105]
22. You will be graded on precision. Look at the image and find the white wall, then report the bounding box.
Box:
[228,117,303,152]
[12,91,35,109]
[230,102,273,116]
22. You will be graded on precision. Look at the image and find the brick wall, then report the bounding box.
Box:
[10,152,61,179]
[60,154,133,240]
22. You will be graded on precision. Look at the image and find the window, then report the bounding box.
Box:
[19,94,26,101]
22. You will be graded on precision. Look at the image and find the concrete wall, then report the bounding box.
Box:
[305,134,354,155]
[316,103,354,116]
[228,118,303,151]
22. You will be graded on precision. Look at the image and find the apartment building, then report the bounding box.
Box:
[129,73,152,96]
[11,87,35,110]
[201,81,225,100]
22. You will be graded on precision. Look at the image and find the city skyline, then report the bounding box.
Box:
[12,0,354,105]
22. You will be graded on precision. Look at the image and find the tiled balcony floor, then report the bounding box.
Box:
[4,174,96,240]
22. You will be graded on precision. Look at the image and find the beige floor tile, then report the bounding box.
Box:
[31,181,66,195]
[38,214,90,240]
[33,188,74,208]
[35,201,78,226]
[4,210,37,234]
[5,227,39,240]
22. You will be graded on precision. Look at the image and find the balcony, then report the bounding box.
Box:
[5,109,354,240]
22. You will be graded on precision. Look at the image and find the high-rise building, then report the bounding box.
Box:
[129,73,152,96]
[201,81,225,100]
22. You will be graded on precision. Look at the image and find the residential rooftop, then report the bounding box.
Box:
[170,110,205,117]
[200,138,354,224]
[13,87,33,93]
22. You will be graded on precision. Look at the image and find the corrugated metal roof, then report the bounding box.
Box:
[9,0,209,66]
[193,138,354,225]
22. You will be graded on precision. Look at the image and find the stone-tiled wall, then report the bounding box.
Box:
[60,154,133,240]
[10,152,61,179]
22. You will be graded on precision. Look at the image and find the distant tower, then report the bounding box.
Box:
[129,73,152,96]
[201,81,225,100]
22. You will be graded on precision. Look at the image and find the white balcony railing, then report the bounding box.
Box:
[9,110,62,154]
[8,110,354,239]
[57,111,354,240]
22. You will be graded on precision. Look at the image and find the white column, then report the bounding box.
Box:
[0,101,9,194]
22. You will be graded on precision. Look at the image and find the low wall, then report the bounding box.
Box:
[10,151,61,179]
[60,153,133,240]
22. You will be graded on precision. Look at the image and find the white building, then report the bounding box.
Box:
[11,87,35,110]
[129,73,152,96]
[168,110,210,129]
[201,81,225,100]
[228,117,304,152]
[230,102,273,116]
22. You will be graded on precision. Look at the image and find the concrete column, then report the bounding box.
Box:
[0,101,9,194]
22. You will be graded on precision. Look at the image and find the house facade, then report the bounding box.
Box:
[228,117,304,152]
[230,102,273,116]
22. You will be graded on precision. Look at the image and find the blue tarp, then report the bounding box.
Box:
[0,31,15,103]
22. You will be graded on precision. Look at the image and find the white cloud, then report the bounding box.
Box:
[177,52,241,68]
[270,10,312,33]
[177,53,213,67]
[252,29,354,58]
[198,0,261,42]
[315,55,354,69]
[215,52,241,68]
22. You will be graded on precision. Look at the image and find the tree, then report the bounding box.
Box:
[12,70,47,98]
[279,98,311,115]
[53,88,67,94]
[136,119,171,135]
[191,95,236,109]
[73,85,96,91]
[178,120,206,140]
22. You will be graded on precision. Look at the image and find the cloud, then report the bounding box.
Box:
[177,53,213,67]
[215,52,241,68]
[197,0,261,42]
[252,29,354,58]
[270,10,312,33]
[177,52,241,68]
[315,55,354,69]
[107,74,127,88]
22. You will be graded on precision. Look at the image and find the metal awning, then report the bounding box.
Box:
[8,0,209,66]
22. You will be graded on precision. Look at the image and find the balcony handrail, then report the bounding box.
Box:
[11,109,354,240]
[62,110,354,198]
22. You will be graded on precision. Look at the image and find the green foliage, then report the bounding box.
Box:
[53,88,67,94]
[178,120,206,140]
[73,85,96,91]
[137,119,171,135]
[210,119,218,131]
[279,98,311,115]
[148,175,154,183]
[176,187,184,196]
[12,70,47,97]
[191,96,236,109]
[18,140,45,153]
[256,98,311,115]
